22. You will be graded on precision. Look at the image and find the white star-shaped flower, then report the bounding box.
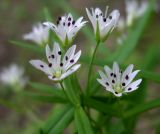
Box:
[126,0,148,27]
[86,7,120,42]
[97,62,142,97]
[30,42,81,81]
[23,23,49,45]
[0,64,28,90]
[43,13,87,46]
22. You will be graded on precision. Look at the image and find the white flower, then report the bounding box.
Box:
[0,64,28,90]
[30,42,81,81]
[23,23,49,45]
[126,0,148,27]
[43,13,87,46]
[97,62,142,97]
[86,7,120,42]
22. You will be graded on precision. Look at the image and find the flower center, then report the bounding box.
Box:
[114,85,123,93]
[54,70,62,78]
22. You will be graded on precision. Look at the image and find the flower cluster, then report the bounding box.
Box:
[27,5,142,97]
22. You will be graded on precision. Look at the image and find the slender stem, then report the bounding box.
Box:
[86,40,100,95]
[59,81,69,100]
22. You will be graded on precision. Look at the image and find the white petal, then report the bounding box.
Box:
[97,78,111,89]
[122,70,140,87]
[29,60,50,75]
[86,8,96,30]
[61,64,81,79]
[121,64,134,80]
[99,70,107,80]
[124,79,142,93]
[45,44,53,63]
[65,50,81,70]
[43,22,57,31]
[53,42,61,69]
[97,78,106,87]
[113,91,122,97]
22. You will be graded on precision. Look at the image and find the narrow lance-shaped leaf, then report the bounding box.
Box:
[42,104,73,134]
[74,106,94,134]
[10,40,43,54]
[124,98,160,118]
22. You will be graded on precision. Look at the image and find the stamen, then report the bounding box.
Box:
[48,63,52,67]
[103,18,106,22]
[96,15,98,18]
[51,55,55,58]
[58,16,61,21]
[106,82,109,86]
[60,63,63,67]
[65,56,68,61]
[114,74,116,78]
[115,91,118,94]
[122,83,125,86]
[58,51,62,55]
[128,88,132,91]
[68,17,71,21]
[125,75,129,80]
[63,22,65,26]
[109,15,112,19]
[112,80,115,83]
[70,59,74,63]
[72,20,75,25]
[110,73,113,76]
[40,65,44,68]
[68,22,71,27]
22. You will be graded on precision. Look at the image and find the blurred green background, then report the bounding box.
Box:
[0,0,160,134]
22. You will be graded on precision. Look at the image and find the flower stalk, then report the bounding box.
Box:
[86,40,100,95]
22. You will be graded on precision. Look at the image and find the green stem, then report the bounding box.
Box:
[86,40,100,95]
[59,81,69,101]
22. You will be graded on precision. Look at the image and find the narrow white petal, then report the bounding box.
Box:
[43,22,57,31]
[121,64,134,80]
[65,50,81,70]
[97,78,106,87]
[99,70,107,81]
[29,60,50,75]
[86,8,96,30]
[61,64,81,79]
[53,42,61,69]
[122,70,140,87]
[124,79,142,93]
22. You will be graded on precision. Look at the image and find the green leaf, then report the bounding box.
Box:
[29,82,64,97]
[140,70,160,83]
[124,98,160,118]
[42,104,74,134]
[74,106,94,134]
[108,0,155,63]
[23,92,66,103]
[63,77,80,105]
[10,40,43,54]
[83,97,120,117]
[48,107,74,134]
